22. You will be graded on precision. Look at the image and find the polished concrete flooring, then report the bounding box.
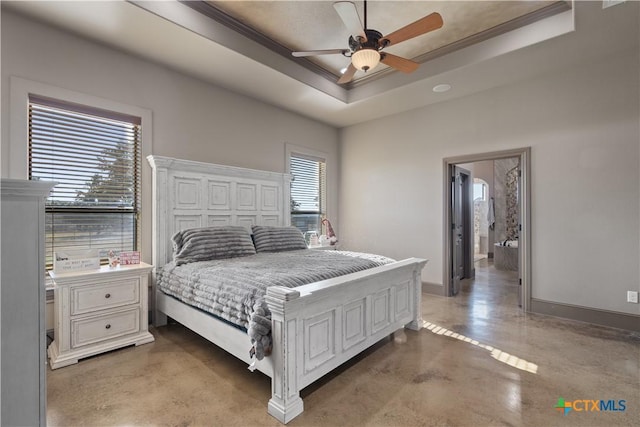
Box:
[47,259,639,426]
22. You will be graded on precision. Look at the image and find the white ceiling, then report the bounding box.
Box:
[3,1,639,128]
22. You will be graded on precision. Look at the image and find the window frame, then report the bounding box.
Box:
[285,144,329,235]
[473,179,488,202]
[29,97,143,268]
[9,77,153,265]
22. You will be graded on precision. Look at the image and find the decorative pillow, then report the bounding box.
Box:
[251,225,308,253]
[172,226,256,265]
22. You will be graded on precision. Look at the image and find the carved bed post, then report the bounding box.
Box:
[265,286,304,424]
[405,259,427,331]
[148,155,168,326]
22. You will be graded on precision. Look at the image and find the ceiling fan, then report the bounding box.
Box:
[292,1,443,84]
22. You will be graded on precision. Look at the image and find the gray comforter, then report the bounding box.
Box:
[157,249,393,360]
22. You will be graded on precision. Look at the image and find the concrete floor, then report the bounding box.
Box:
[47,259,640,426]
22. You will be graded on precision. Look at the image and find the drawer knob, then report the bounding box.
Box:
[105,293,111,299]
[105,324,111,330]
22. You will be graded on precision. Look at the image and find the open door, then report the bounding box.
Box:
[451,166,464,295]
[451,165,472,296]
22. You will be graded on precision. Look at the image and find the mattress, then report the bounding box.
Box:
[157,249,393,359]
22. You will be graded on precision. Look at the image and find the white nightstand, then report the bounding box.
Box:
[47,262,154,369]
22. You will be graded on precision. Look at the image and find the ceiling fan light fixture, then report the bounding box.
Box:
[351,48,380,72]
[291,2,443,84]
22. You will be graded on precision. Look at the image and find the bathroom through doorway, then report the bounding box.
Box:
[443,148,531,310]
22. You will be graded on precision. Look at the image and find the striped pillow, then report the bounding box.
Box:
[172,226,256,265]
[251,225,308,252]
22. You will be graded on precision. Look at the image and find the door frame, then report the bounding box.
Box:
[442,147,532,311]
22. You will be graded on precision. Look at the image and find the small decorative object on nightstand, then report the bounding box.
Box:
[321,218,338,246]
[48,262,154,369]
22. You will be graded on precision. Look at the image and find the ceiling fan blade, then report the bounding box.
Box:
[333,1,367,42]
[337,63,358,84]
[380,53,419,73]
[380,12,443,48]
[292,49,348,57]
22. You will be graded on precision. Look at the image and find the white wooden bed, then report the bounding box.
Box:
[147,155,427,423]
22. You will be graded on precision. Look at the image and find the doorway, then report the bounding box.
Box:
[443,148,531,310]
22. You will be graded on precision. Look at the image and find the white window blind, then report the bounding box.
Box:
[290,154,326,233]
[28,95,141,268]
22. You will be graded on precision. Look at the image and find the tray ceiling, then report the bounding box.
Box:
[196,1,569,86]
[5,1,637,127]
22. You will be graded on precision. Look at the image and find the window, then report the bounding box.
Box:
[290,154,326,235]
[474,179,488,201]
[28,95,142,268]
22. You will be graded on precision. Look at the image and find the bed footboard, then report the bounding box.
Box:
[265,257,426,424]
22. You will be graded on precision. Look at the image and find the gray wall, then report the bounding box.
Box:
[1,10,340,265]
[339,47,639,315]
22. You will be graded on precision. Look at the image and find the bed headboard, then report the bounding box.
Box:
[147,155,291,269]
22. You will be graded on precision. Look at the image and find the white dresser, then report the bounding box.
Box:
[1,179,54,427]
[48,263,154,369]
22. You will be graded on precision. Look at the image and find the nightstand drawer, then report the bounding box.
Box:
[71,308,140,348]
[71,279,140,315]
